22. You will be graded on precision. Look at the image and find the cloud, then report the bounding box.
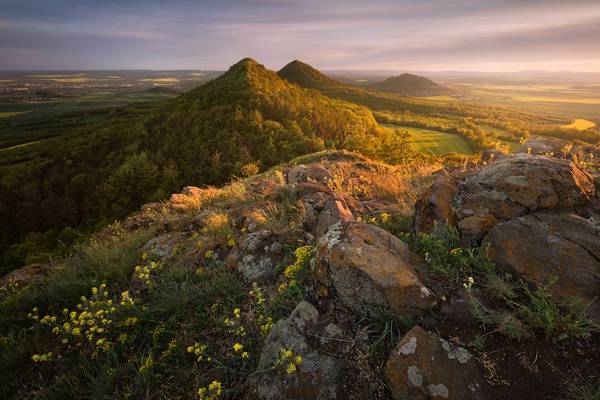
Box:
[1,0,599,71]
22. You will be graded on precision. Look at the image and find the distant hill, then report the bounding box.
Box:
[365,73,455,96]
[278,60,467,115]
[278,60,342,90]
[0,57,379,270]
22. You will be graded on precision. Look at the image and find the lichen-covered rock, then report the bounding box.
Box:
[245,301,345,400]
[313,221,436,316]
[458,155,594,222]
[413,174,458,233]
[287,164,333,185]
[314,197,355,237]
[385,326,485,400]
[226,230,282,282]
[482,211,600,322]
[142,232,189,259]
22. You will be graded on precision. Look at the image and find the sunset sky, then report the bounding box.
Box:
[1,0,599,71]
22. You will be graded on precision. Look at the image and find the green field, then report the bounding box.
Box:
[381,123,474,155]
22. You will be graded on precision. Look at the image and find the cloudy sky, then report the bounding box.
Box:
[1,0,599,71]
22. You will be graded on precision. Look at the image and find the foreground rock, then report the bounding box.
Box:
[245,301,345,399]
[412,174,457,234]
[385,326,485,400]
[412,154,600,321]
[458,155,594,225]
[0,263,50,294]
[226,230,282,282]
[313,221,436,316]
[142,232,189,260]
[483,211,600,321]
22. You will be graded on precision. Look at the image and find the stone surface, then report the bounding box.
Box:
[0,263,50,292]
[482,211,600,322]
[226,230,281,282]
[287,164,333,185]
[385,326,485,400]
[313,221,436,317]
[458,214,498,243]
[458,155,594,222]
[246,301,345,400]
[413,175,458,233]
[314,197,355,238]
[142,232,189,259]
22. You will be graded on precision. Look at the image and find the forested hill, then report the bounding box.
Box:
[0,58,379,273]
[365,73,454,96]
[277,60,342,90]
[277,60,552,127]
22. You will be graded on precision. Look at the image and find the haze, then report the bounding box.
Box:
[1,0,599,72]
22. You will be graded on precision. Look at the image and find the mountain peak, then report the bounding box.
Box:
[227,57,265,75]
[278,60,339,88]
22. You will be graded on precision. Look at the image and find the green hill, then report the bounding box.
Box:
[365,73,454,96]
[277,60,478,115]
[0,58,378,272]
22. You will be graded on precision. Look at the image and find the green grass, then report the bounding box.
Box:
[381,123,474,155]
[402,228,599,342]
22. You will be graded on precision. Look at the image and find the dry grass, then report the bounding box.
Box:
[325,159,441,217]
[172,181,248,213]
[196,212,234,251]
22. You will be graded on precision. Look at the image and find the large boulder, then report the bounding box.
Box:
[245,301,345,399]
[385,326,486,400]
[458,155,594,223]
[313,221,436,317]
[413,174,458,233]
[483,211,600,322]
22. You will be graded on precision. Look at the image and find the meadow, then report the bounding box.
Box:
[381,123,474,155]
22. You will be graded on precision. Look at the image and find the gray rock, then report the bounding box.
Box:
[313,221,436,317]
[142,232,188,259]
[245,301,345,400]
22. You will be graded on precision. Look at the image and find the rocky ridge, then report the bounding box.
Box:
[2,150,599,399]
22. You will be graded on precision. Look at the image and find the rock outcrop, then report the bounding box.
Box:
[226,229,283,282]
[385,326,485,400]
[313,221,436,316]
[246,301,345,400]
[483,211,600,320]
[413,174,457,233]
[413,154,600,321]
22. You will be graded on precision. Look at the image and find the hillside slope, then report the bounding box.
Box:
[365,73,455,96]
[278,60,553,125]
[0,58,379,273]
[1,150,599,399]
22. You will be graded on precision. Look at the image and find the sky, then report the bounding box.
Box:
[1,0,599,72]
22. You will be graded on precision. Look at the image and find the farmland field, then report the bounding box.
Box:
[381,123,474,155]
[562,118,596,130]
[447,82,600,120]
